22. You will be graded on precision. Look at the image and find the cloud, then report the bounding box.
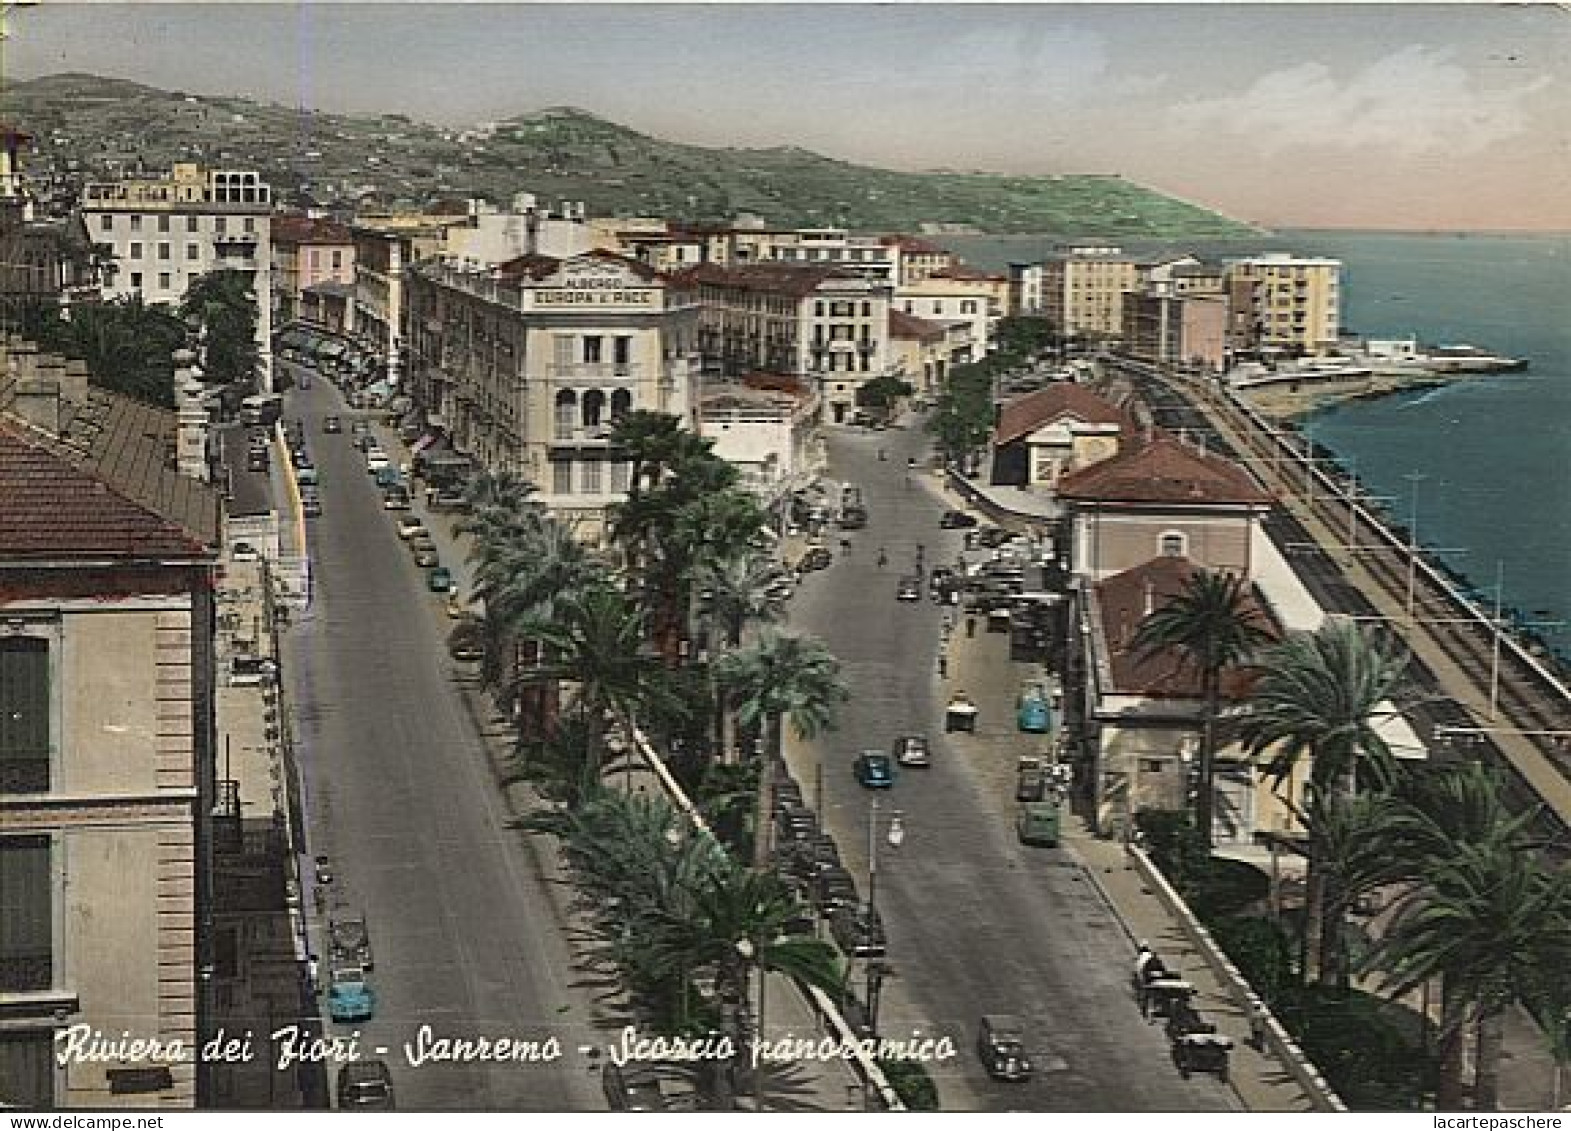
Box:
[1168,46,1550,159]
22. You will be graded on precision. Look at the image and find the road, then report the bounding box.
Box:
[784,421,1234,1112]
[276,367,603,1111]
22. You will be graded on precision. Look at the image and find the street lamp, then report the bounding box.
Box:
[1403,471,1428,621]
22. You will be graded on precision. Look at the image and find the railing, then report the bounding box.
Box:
[548,362,643,382]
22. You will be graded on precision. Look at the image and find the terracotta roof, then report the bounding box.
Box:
[497,248,658,283]
[272,214,355,246]
[888,310,947,342]
[669,261,845,298]
[1093,556,1277,699]
[879,234,949,255]
[1055,433,1271,506]
[994,383,1136,446]
[0,398,219,560]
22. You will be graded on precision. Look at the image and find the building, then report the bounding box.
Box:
[0,366,221,1108]
[696,376,820,501]
[270,215,355,327]
[892,277,995,365]
[1223,254,1342,357]
[1008,261,1045,317]
[990,383,1136,490]
[403,250,700,536]
[349,214,469,394]
[1041,244,1139,342]
[1121,292,1228,371]
[726,227,899,283]
[887,309,961,401]
[672,262,892,425]
[80,164,274,388]
[880,234,956,286]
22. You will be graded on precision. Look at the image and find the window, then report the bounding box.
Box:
[552,460,573,495]
[0,835,52,990]
[215,217,227,235]
[1140,759,1166,774]
[0,638,49,793]
[612,336,631,368]
[331,249,343,271]
[158,273,171,291]
[129,214,142,232]
[582,389,606,429]
[553,335,574,370]
[187,216,199,233]
[582,336,603,364]
[244,217,255,234]
[128,241,143,260]
[554,390,576,439]
[580,460,602,494]
[0,1031,54,1109]
[157,214,170,233]
[99,215,112,232]
[157,242,171,260]
[610,389,632,421]
[186,243,199,261]
[1159,532,1187,557]
[129,272,143,289]
[610,460,631,493]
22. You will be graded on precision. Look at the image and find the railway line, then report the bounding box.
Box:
[1105,357,1571,851]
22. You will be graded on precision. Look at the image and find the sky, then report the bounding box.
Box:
[6,2,1569,231]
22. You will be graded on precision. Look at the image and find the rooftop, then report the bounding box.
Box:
[1055,432,1271,507]
[994,383,1137,447]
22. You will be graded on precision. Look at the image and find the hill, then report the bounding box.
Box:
[5,73,1260,237]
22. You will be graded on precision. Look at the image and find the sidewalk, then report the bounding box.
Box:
[919,468,1323,1113]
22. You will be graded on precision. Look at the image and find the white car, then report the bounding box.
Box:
[396,517,427,540]
[365,450,391,474]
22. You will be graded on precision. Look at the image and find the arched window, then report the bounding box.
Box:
[582,389,606,429]
[610,389,632,421]
[554,390,576,439]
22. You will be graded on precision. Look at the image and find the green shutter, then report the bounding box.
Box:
[0,638,50,791]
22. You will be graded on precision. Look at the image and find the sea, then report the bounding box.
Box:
[941,230,1571,659]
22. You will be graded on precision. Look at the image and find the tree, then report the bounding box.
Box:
[713,631,849,868]
[179,270,258,387]
[855,373,914,417]
[693,549,790,762]
[1132,568,1274,848]
[1239,619,1407,983]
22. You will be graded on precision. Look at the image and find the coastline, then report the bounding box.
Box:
[1238,370,1466,421]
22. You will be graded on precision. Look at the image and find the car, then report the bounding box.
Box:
[896,575,922,602]
[396,516,427,540]
[1017,686,1052,734]
[830,902,887,959]
[337,1060,394,1110]
[977,1015,1034,1082]
[327,964,376,1023]
[302,496,323,518]
[891,734,930,767]
[408,533,436,555]
[428,566,455,593]
[375,464,402,489]
[838,505,868,530]
[246,450,269,472]
[795,546,833,574]
[852,750,896,789]
[330,912,374,970]
[365,451,391,474]
[323,415,342,434]
[413,548,441,568]
[813,865,859,912]
[231,542,261,562]
[228,656,277,687]
[977,526,1014,549]
[383,486,412,511]
[296,465,320,488]
[939,510,978,529]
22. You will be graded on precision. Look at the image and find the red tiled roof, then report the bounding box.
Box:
[272,214,355,246]
[888,310,946,342]
[1056,433,1270,506]
[1094,556,1277,699]
[497,248,659,282]
[994,383,1136,446]
[669,261,845,298]
[0,420,216,560]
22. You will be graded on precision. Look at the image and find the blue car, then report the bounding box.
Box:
[1017,689,1051,735]
[327,965,376,1023]
[853,751,896,789]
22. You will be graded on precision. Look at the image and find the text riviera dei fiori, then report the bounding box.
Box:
[54,1023,958,1071]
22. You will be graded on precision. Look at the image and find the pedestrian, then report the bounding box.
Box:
[877,547,888,568]
[938,652,948,678]
[306,954,321,998]
[1248,998,1270,1051]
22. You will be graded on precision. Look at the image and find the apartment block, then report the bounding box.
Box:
[1223,254,1342,356]
[1041,244,1139,342]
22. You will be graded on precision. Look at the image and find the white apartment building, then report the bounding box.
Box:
[80,164,274,389]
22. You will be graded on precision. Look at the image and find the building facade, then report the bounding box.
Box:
[270,215,355,327]
[0,371,220,1109]
[1223,254,1342,357]
[1041,245,1139,342]
[404,250,700,536]
[80,164,274,389]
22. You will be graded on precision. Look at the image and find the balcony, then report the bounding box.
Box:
[551,423,617,447]
[213,235,259,271]
[548,362,642,383]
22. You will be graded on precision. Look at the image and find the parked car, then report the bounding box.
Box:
[830,902,887,959]
[896,575,922,602]
[365,451,391,474]
[302,496,323,518]
[853,750,896,789]
[428,566,455,593]
[939,510,978,529]
[330,912,374,970]
[408,533,437,554]
[337,1060,394,1110]
[383,486,412,511]
[396,517,427,540]
[978,1015,1034,1082]
[246,450,269,472]
[413,548,441,568]
[327,965,376,1023]
[795,546,833,574]
[891,734,930,767]
[228,656,277,687]
[1017,684,1052,734]
[231,542,261,562]
[322,415,343,434]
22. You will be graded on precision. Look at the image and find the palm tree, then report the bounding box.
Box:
[179,269,258,387]
[1239,618,1407,984]
[713,631,849,869]
[1363,836,1571,1109]
[693,549,791,765]
[1131,568,1274,848]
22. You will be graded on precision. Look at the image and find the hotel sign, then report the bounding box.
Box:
[532,259,659,310]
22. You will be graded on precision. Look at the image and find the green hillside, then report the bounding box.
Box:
[4,74,1259,237]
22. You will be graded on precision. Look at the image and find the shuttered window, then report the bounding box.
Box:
[0,638,49,792]
[0,836,52,991]
[0,1030,55,1108]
